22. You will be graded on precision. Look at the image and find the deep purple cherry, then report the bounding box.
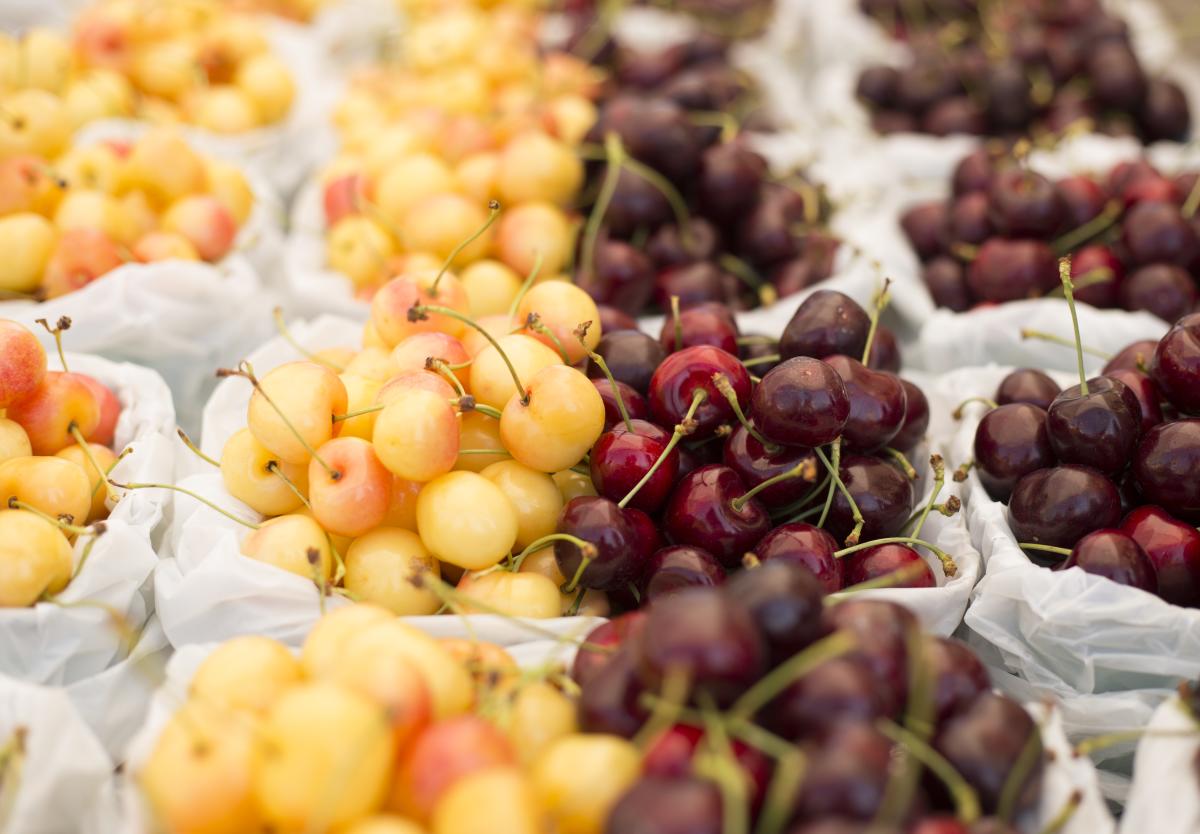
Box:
[1045,377,1141,476]
[827,454,915,544]
[640,546,725,603]
[891,379,931,452]
[590,420,678,513]
[753,522,843,594]
[750,357,850,448]
[1008,465,1122,549]
[968,239,1058,302]
[592,378,649,433]
[995,368,1061,410]
[555,496,642,591]
[843,544,936,588]
[974,403,1056,502]
[1061,528,1157,592]
[722,424,818,511]
[662,465,771,567]
[605,777,721,834]
[726,559,827,664]
[1151,314,1200,415]
[588,329,665,395]
[822,599,916,716]
[779,290,872,361]
[763,656,887,741]
[1133,419,1200,523]
[987,168,1064,239]
[824,356,908,453]
[923,636,990,725]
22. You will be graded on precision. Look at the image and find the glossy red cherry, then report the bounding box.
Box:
[1070,244,1125,309]
[827,454,915,544]
[824,356,908,453]
[779,290,872,362]
[640,546,725,603]
[923,636,990,725]
[750,357,850,448]
[592,378,649,433]
[648,345,751,439]
[555,496,643,591]
[1061,528,1156,592]
[843,544,936,588]
[737,182,811,267]
[1045,377,1141,476]
[1104,369,1164,433]
[1121,505,1200,606]
[968,238,1058,302]
[662,465,770,567]
[643,724,771,809]
[722,424,818,511]
[987,168,1063,238]
[571,611,647,686]
[1104,339,1159,373]
[995,368,1061,410]
[1151,314,1200,415]
[891,379,931,452]
[726,559,827,664]
[597,304,639,334]
[590,419,678,513]
[763,656,887,741]
[660,301,738,355]
[865,325,901,374]
[945,191,991,247]
[1008,465,1122,549]
[822,598,916,716]
[578,644,649,738]
[752,522,843,594]
[588,329,665,395]
[1122,201,1199,267]
[1133,419,1200,523]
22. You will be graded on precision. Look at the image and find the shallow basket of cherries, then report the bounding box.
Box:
[902,144,1200,322]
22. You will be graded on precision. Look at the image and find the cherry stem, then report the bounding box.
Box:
[560,554,592,595]
[68,424,118,502]
[695,694,750,834]
[860,279,892,364]
[581,133,626,283]
[727,630,858,723]
[272,308,343,372]
[620,154,694,249]
[952,397,998,419]
[773,474,832,522]
[427,357,466,398]
[829,561,932,598]
[457,448,512,457]
[584,343,634,433]
[996,728,1045,823]
[413,305,528,404]
[509,533,595,572]
[1017,542,1072,557]
[815,437,843,530]
[7,498,96,537]
[332,403,384,423]
[525,313,569,364]
[712,373,774,450]
[718,254,777,307]
[814,443,864,545]
[670,295,683,353]
[883,447,917,480]
[757,749,807,834]
[35,316,71,373]
[110,481,260,529]
[462,401,503,420]
[953,460,974,482]
[267,461,312,509]
[507,251,544,320]
[1039,792,1084,834]
[432,200,500,294]
[731,457,818,513]
[741,353,781,368]
[177,428,218,467]
[687,109,740,142]
[834,535,958,578]
[631,666,692,751]
[1019,328,1112,360]
[909,454,944,541]
[1051,199,1122,255]
[737,335,777,347]
[1057,256,1089,395]
[877,719,982,824]
[618,389,706,509]
[1184,175,1200,220]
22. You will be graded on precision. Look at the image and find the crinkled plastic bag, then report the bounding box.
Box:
[1120,696,1200,834]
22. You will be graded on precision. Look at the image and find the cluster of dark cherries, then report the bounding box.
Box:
[572,571,1046,833]
[903,145,1200,320]
[559,19,847,316]
[855,0,1192,143]
[971,285,1200,606]
[561,288,943,614]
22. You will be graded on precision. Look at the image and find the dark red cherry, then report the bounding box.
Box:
[642,725,771,809]
[952,148,996,196]
[824,356,907,453]
[901,202,948,260]
[984,60,1034,132]
[1087,42,1147,111]
[896,59,959,113]
[1151,315,1200,414]
[613,44,687,89]
[856,65,898,108]
[590,420,677,514]
[1133,419,1200,523]
[636,586,766,706]
[641,546,725,603]
[648,345,751,438]
[923,636,990,725]
[726,559,827,663]
[923,256,972,311]
[1062,528,1157,592]
[603,168,672,239]
[934,693,1043,817]
[793,722,899,823]
[571,611,647,686]
[677,441,721,479]
[739,332,781,374]
[865,325,901,374]
[736,183,810,267]
[578,643,649,737]
[987,169,1063,239]
[600,95,702,185]
[646,218,721,270]
[662,465,770,567]
[697,140,767,224]
[597,304,638,334]
[555,496,642,591]
[945,192,992,246]
[1008,465,1122,549]
[773,253,834,298]
[1123,263,1198,322]
[1122,174,1182,209]
[624,504,662,565]
[753,523,843,594]
[1122,201,1199,267]
[1045,377,1141,476]
[974,403,1055,502]
[1104,369,1164,433]
[604,777,721,834]
[843,544,935,588]
[779,289,872,361]
[995,368,1061,410]
[578,237,657,316]
[822,599,916,715]
[1121,505,1200,606]
[588,329,665,395]
[660,301,739,355]
[1140,78,1191,142]
[827,454,915,545]
[751,357,850,448]
[722,424,818,511]
[1104,339,1159,373]
[923,96,986,135]
[872,109,919,135]
[764,656,887,741]
[654,261,727,311]
[592,378,649,433]
[1056,175,1108,230]
[968,238,1058,302]
[891,379,930,453]
[1107,159,1159,198]
[1070,244,1125,309]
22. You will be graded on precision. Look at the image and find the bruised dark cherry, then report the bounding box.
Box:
[753,522,843,595]
[641,545,725,602]
[995,368,1061,410]
[1061,529,1157,592]
[1007,465,1122,549]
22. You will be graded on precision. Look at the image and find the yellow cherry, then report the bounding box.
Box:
[239,513,332,582]
[344,527,441,615]
[480,460,562,550]
[500,365,604,473]
[220,427,310,517]
[0,509,73,606]
[189,635,302,716]
[530,735,642,834]
[416,471,516,571]
[300,602,394,679]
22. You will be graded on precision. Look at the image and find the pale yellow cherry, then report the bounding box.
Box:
[343,347,398,383]
[363,320,388,350]
[468,334,560,412]
[161,195,238,261]
[500,365,604,473]
[497,682,578,765]
[300,602,393,679]
[416,471,516,571]
[205,158,255,225]
[0,213,55,294]
[400,194,492,266]
[54,189,138,246]
[480,460,562,550]
[247,361,347,466]
[188,86,261,133]
[0,90,70,160]
[495,201,572,278]
[239,513,332,582]
[337,374,382,440]
[344,527,440,615]
[360,124,429,179]
[431,769,544,834]
[125,130,208,207]
[497,131,583,207]
[133,232,201,263]
[234,53,294,124]
[327,216,395,289]
[189,635,301,715]
[55,443,117,522]
[202,15,270,64]
[220,427,310,517]
[457,570,560,618]
[375,153,457,229]
[62,69,135,129]
[459,259,521,318]
[515,280,602,365]
[56,145,125,194]
[453,411,507,473]
[308,436,392,538]
[548,94,598,145]
[139,701,261,834]
[372,389,459,483]
[530,735,641,834]
[553,468,597,501]
[0,509,73,606]
[339,619,473,718]
[256,683,394,832]
[132,39,198,100]
[19,29,73,94]
[0,455,92,527]
[313,346,357,370]
[380,474,420,531]
[0,419,31,464]
[459,313,516,359]
[454,152,498,204]
[121,190,160,240]
[326,630,431,751]
[294,504,353,557]
[340,816,427,834]
[518,547,565,585]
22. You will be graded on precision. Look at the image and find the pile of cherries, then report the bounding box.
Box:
[556,288,944,609]
[855,0,1192,142]
[972,307,1200,606]
[903,146,1200,321]
[575,576,1046,833]
[562,27,847,315]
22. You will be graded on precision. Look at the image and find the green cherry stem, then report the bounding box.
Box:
[411,305,528,404]
[509,533,595,572]
[109,481,260,529]
[1057,256,1089,394]
[6,498,97,537]
[272,307,344,372]
[69,423,119,502]
[1019,329,1112,360]
[952,397,999,419]
[670,295,683,353]
[581,133,626,283]
[730,457,818,513]
[177,428,219,468]
[1017,542,1072,557]
[815,437,843,530]
[834,535,958,578]
[35,316,71,372]
[332,403,385,423]
[828,561,932,598]
[860,278,892,364]
[1039,791,1084,834]
[432,199,501,294]
[712,373,774,450]
[618,389,706,510]
[741,353,781,368]
[1184,174,1200,220]
[560,554,593,595]
[756,749,806,834]
[267,461,312,510]
[428,357,467,398]
[726,631,858,724]
[525,313,570,364]
[877,719,982,824]
[814,443,864,545]
[996,729,1045,823]
[909,454,945,541]
[883,447,917,480]
[1051,199,1122,255]
[584,342,634,434]
[620,154,694,248]
[507,251,544,320]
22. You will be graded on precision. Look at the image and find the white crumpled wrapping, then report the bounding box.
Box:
[1120,696,1200,834]
[0,675,119,834]
[0,351,176,756]
[931,365,1200,764]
